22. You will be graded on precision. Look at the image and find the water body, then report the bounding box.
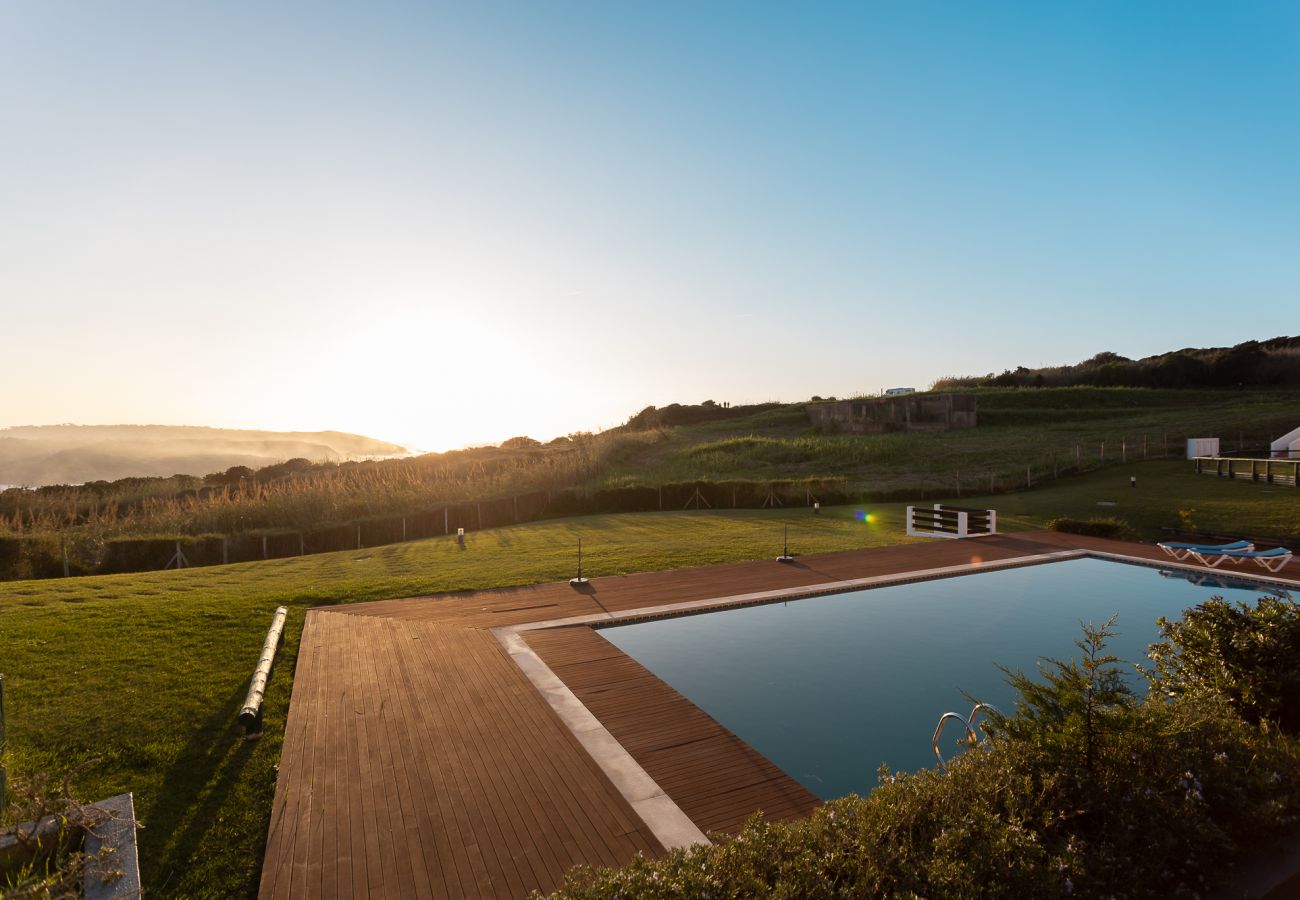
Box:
[601,558,1287,799]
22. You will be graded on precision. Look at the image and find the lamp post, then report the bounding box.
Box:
[570,537,589,585]
[777,523,794,563]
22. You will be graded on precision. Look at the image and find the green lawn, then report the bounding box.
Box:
[2,459,1296,897]
[0,507,913,898]
[952,458,1300,540]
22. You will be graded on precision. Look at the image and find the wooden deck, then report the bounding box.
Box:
[258,532,1300,899]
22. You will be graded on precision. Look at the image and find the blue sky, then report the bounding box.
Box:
[2,2,1297,450]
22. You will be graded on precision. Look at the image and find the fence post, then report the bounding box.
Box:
[357,525,362,550]
[62,538,70,577]
[402,517,407,541]
[300,533,305,556]
[1026,466,1031,488]
[262,536,268,560]
[1100,441,1105,460]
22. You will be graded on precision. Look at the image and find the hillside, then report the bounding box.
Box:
[599,386,1300,495]
[933,335,1300,389]
[0,424,407,486]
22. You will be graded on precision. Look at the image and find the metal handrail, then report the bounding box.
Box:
[932,702,1003,773]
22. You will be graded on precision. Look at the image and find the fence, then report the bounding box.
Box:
[0,479,851,581]
[1193,457,1300,486]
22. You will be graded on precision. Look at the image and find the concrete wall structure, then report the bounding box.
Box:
[806,393,977,434]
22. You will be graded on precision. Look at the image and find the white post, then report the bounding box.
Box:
[988,509,997,535]
[956,511,969,538]
[905,506,918,538]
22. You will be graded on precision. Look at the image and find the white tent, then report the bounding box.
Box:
[1271,426,1300,458]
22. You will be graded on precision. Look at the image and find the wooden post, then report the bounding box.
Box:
[299,533,305,556]
[62,538,70,577]
[402,517,407,541]
[1026,466,1031,488]
[444,507,449,534]
[262,535,268,560]
[357,525,362,549]
[1100,441,1105,460]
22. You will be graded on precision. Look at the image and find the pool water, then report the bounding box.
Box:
[600,557,1287,800]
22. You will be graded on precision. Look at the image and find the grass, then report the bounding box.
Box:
[597,387,1300,493]
[948,459,1300,540]
[2,456,1297,897]
[0,507,913,898]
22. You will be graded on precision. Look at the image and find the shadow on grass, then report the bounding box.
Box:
[143,680,260,894]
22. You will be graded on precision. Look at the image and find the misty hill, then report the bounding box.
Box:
[0,424,407,486]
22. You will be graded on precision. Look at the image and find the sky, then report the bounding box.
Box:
[2,2,1298,452]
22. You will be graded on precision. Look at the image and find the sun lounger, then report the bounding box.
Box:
[1157,540,1253,561]
[1186,546,1293,573]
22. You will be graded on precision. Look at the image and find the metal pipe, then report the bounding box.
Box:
[1,673,6,812]
[239,607,288,737]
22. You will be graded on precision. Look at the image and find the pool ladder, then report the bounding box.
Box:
[932,702,1001,773]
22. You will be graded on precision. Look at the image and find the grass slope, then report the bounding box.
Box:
[599,387,1300,493]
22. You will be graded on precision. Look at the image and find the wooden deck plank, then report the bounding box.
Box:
[261,532,1286,897]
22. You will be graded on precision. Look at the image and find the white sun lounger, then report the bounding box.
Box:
[1186,546,1293,573]
[1158,540,1253,561]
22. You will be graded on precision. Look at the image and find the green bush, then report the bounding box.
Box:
[1045,516,1133,539]
[542,621,1300,899]
[1146,593,1300,734]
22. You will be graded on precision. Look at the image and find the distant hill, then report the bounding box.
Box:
[0,424,408,486]
[933,336,1300,390]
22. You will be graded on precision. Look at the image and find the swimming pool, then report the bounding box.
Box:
[600,557,1289,800]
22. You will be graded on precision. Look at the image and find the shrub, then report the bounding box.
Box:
[1045,516,1133,539]
[1146,593,1300,734]
[543,621,1300,899]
